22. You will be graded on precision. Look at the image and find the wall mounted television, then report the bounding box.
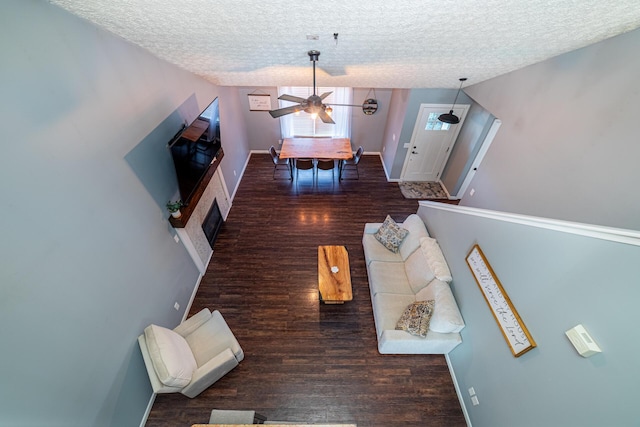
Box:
[168,97,221,205]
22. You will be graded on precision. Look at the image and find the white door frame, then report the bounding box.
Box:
[454,118,502,199]
[400,103,469,182]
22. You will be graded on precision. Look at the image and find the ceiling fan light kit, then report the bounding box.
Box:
[269,50,336,124]
[270,50,377,124]
[438,77,467,124]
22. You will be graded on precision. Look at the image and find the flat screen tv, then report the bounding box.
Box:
[168,97,221,205]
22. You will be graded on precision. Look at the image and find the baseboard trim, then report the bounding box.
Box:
[139,263,204,426]
[438,179,459,200]
[183,271,205,322]
[230,152,252,201]
[446,354,472,427]
[139,393,156,427]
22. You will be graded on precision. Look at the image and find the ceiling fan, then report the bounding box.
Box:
[269,50,358,124]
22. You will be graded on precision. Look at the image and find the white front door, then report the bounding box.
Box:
[401,104,469,182]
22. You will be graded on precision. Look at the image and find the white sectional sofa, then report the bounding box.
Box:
[362,214,465,354]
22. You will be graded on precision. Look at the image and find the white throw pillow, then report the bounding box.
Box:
[419,237,453,282]
[398,214,430,261]
[404,248,435,294]
[144,324,197,388]
[415,279,465,333]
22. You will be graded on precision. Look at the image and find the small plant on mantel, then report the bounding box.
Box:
[166,200,184,218]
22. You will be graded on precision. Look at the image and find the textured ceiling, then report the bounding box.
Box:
[50,0,640,88]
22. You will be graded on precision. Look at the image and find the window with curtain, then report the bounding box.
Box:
[278,87,353,139]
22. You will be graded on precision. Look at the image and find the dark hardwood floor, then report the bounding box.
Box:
[146,154,465,427]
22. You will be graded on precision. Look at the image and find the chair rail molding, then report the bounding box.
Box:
[418,201,640,246]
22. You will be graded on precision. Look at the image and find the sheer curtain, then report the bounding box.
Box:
[278,86,352,138]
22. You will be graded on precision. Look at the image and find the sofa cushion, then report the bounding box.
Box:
[372,292,416,336]
[368,261,414,296]
[420,237,453,283]
[396,300,435,337]
[416,279,465,333]
[144,324,197,388]
[363,233,403,264]
[404,247,436,294]
[374,215,408,253]
[399,214,430,261]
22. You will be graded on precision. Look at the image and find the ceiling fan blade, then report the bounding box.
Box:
[317,109,335,124]
[325,103,362,107]
[278,94,308,103]
[269,105,302,118]
[319,92,333,100]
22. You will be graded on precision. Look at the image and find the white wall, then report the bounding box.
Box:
[462,28,640,230]
[0,2,242,425]
[418,202,640,427]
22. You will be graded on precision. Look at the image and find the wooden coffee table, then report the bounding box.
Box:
[318,245,352,304]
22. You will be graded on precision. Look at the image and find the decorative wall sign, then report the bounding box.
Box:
[248,94,272,111]
[362,98,378,115]
[466,244,536,357]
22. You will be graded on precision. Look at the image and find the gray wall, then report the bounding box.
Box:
[0,1,246,425]
[238,86,282,151]
[388,88,476,179]
[381,89,411,177]
[461,28,640,231]
[440,104,495,196]
[350,87,393,151]
[217,86,251,196]
[418,202,640,427]
[236,86,393,152]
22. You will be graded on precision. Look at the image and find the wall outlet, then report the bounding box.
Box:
[403,143,410,148]
[173,234,179,243]
[469,188,475,197]
[468,387,476,396]
[471,395,480,406]
[233,170,237,177]
[173,302,180,311]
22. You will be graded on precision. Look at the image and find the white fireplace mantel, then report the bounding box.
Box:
[175,168,231,273]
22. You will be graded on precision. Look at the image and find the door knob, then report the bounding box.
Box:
[412,151,418,154]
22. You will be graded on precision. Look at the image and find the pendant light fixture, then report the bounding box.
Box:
[438,77,467,124]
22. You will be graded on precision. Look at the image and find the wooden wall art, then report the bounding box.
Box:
[248,94,272,111]
[466,244,536,357]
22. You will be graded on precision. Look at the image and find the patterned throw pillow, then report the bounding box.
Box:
[395,300,435,337]
[374,215,409,253]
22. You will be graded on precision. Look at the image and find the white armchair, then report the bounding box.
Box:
[138,308,243,398]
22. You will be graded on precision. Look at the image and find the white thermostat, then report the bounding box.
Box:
[565,324,601,358]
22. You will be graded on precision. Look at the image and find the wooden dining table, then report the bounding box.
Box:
[279,137,353,160]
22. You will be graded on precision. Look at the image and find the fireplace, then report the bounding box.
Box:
[202,199,223,249]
